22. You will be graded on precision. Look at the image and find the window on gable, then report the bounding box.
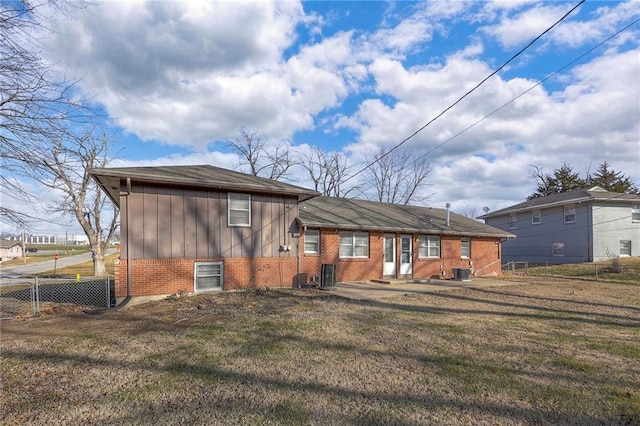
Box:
[461,237,470,258]
[509,214,517,229]
[304,230,320,254]
[632,205,640,222]
[418,236,440,258]
[228,193,251,226]
[552,241,565,256]
[531,209,541,225]
[564,204,576,223]
[339,232,369,258]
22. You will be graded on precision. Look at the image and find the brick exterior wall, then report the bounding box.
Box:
[114,232,503,298]
[298,230,503,285]
[114,256,298,298]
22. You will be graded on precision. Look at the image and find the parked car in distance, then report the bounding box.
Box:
[26,248,38,253]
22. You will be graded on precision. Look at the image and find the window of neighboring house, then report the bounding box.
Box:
[531,209,541,225]
[304,229,320,254]
[194,262,223,292]
[228,193,251,226]
[418,236,440,258]
[552,241,565,256]
[461,237,470,258]
[509,213,517,229]
[339,232,369,258]
[564,204,576,223]
[632,205,640,222]
[620,240,631,257]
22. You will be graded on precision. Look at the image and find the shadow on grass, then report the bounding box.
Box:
[0,348,619,426]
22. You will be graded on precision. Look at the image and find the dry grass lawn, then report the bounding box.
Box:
[1,277,639,425]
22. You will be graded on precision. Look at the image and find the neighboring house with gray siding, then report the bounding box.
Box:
[480,187,640,263]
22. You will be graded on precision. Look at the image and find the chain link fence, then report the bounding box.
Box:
[0,276,114,320]
[502,259,639,282]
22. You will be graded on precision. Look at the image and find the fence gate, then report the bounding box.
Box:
[1,276,114,319]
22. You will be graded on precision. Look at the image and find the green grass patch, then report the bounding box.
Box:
[554,356,599,375]
[587,341,640,359]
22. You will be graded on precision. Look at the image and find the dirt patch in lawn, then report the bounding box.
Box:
[2,278,639,425]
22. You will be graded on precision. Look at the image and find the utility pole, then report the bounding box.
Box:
[20,224,26,264]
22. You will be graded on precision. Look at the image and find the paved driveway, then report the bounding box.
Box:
[327,277,524,301]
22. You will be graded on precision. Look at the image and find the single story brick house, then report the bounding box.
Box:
[90,165,514,301]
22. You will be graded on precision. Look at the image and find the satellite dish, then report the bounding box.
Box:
[482,206,490,213]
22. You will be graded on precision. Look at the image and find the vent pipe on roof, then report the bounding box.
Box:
[445,203,451,226]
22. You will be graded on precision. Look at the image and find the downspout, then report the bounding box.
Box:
[126,177,132,298]
[297,225,307,288]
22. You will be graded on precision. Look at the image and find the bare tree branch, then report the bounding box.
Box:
[299,147,357,197]
[363,146,432,205]
[225,128,294,181]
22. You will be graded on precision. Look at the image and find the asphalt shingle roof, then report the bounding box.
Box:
[89,165,320,206]
[299,196,514,238]
[480,187,640,218]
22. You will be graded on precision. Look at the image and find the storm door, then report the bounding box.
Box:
[383,234,396,277]
[400,235,413,276]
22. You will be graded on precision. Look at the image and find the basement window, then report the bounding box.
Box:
[552,242,565,257]
[194,262,223,292]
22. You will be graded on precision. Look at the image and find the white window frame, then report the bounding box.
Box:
[552,241,565,257]
[531,209,541,225]
[620,240,631,257]
[508,213,517,229]
[339,232,369,258]
[228,193,251,227]
[304,229,320,254]
[418,236,440,258]
[632,205,640,222]
[564,204,576,224]
[460,237,470,258]
[194,261,223,292]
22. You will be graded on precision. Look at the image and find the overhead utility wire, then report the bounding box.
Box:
[343,0,586,184]
[404,15,640,171]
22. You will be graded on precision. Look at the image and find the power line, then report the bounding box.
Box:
[343,0,586,185]
[402,15,640,173]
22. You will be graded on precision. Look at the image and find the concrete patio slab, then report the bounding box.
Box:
[324,277,525,301]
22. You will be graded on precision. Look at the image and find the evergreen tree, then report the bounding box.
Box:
[587,161,638,193]
[529,161,638,199]
[529,162,585,198]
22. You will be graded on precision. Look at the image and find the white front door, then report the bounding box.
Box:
[383,234,396,277]
[400,235,412,275]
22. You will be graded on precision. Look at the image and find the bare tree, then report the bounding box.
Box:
[226,129,294,181]
[1,0,92,198]
[300,147,356,197]
[454,204,481,220]
[1,1,117,276]
[362,146,432,205]
[41,130,119,276]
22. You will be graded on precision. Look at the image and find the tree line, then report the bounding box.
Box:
[529,161,638,199]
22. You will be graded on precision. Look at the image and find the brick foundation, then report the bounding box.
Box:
[115,256,298,298]
[114,234,503,297]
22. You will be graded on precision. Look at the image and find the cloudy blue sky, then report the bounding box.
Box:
[12,0,640,236]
